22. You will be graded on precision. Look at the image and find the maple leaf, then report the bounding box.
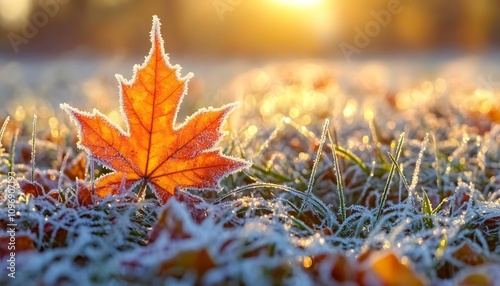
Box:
[61,16,248,204]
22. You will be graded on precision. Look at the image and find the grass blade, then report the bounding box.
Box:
[327,130,346,222]
[0,116,9,152]
[431,133,444,197]
[408,133,429,204]
[387,152,411,193]
[299,119,329,214]
[375,132,405,222]
[333,145,370,174]
[8,129,19,174]
[31,114,37,182]
[421,189,434,228]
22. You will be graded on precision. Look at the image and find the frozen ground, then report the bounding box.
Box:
[0,51,500,285]
[1,51,499,112]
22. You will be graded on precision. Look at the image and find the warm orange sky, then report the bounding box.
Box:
[0,0,499,57]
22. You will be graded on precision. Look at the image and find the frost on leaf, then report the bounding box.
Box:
[61,16,248,204]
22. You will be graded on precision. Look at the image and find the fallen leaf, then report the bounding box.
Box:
[0,233,35,258]
[156,248,216,279]
[60,151,87,181]
[18,170,63,201]
[451,242,486,266]
[40,221,68,248]
[457,272,491,286]
[62,16,248,204]
[149,201,193,242]
[456,265,500,286]
[173,186,208,223]
[76,179,94,207]
[367,251,425,286]
[18,179,45,197]
[303,252,362,284]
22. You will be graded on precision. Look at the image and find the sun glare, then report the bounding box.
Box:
[274,0,323,7]
[0,0,31,27]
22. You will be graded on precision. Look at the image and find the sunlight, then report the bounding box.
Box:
[274,0,323,7]
[302,256,313,268]
[343,100,357,118]
[0,0,31,27]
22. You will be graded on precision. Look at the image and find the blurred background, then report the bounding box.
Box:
[0,0,499,139]
[1,0,499,56]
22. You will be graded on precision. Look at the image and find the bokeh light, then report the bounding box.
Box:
[0,0,31,28]
[0,0,498,135]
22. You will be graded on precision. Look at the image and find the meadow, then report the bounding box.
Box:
[1,22,500,285]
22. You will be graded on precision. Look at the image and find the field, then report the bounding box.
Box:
[1,45,500,285]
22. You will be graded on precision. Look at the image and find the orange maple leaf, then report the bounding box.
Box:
[61,16,248,204]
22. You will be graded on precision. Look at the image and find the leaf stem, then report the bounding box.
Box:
[137,181,148,201]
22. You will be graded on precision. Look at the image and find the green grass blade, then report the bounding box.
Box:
[369,119,389,166]
[299,119,329,215]
[8,129,18,174]
[387,152,411,193]
[327,130,346,222]
[375,132,405,222]
[431,133,444,197]
[408,133,429,204]
[334,145,370,174]
[251,164,294,183]
[422,190,433,215]
[421,190,434,228]
[0,116,9,151]
[431,197,449,215]
[31,114,37,182]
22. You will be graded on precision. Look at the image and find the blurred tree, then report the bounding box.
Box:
[0,0,498,57]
